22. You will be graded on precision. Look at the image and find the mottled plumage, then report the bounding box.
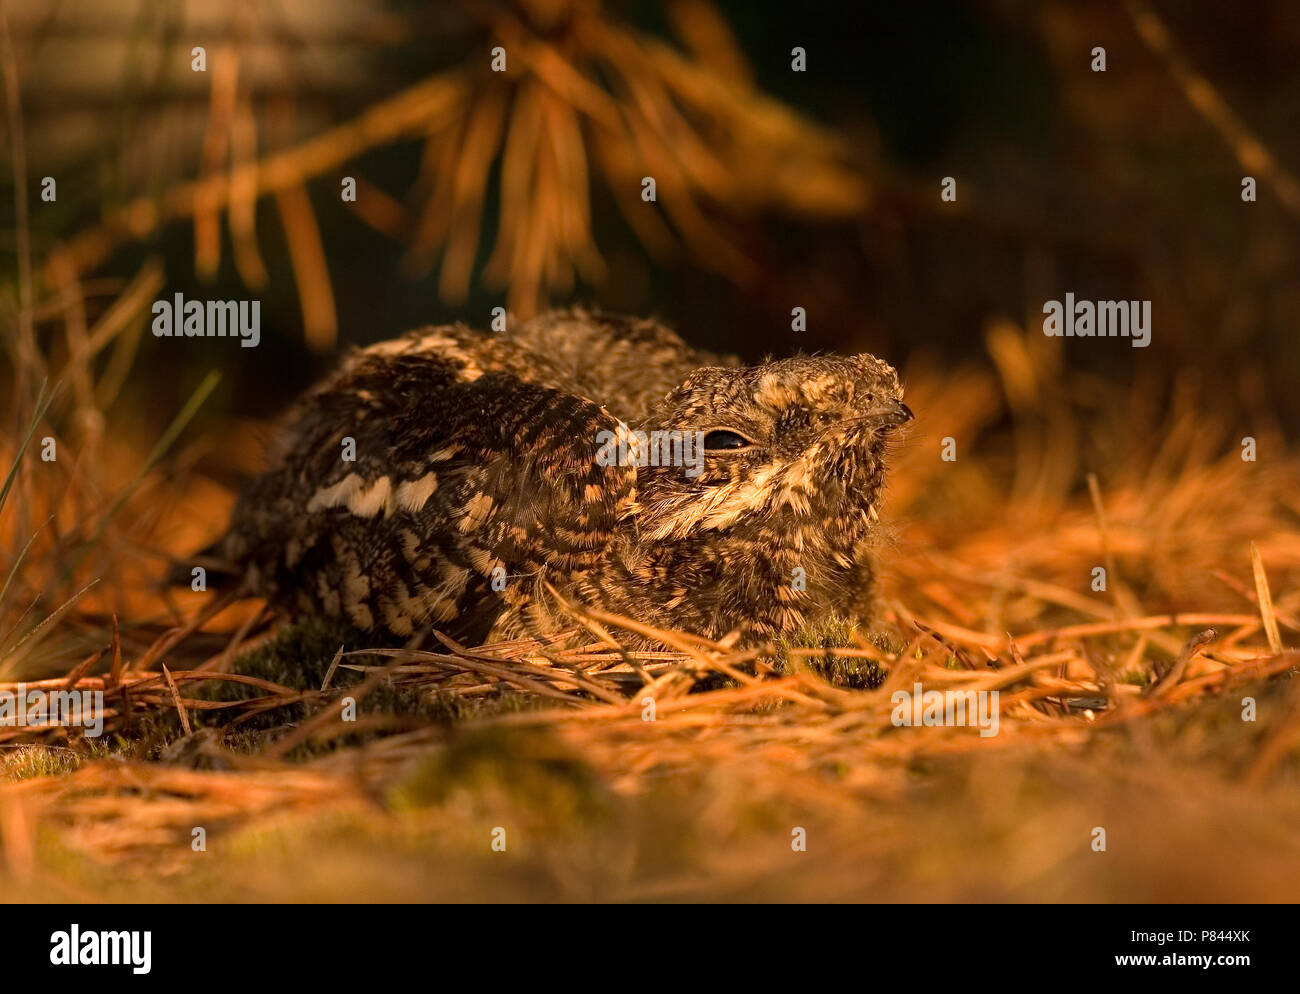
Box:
[210,309,911,648]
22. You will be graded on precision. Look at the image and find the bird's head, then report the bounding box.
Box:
[624,354,911,545]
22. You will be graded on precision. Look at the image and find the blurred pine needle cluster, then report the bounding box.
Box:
[25,0,867,348]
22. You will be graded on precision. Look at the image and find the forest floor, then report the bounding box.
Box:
[3,347,1299,902]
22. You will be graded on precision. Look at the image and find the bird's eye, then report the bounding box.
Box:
[702,429,753,451]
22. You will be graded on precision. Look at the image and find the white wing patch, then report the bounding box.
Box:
[309,472,443,518]
[347,476,394,518]
[395,471,439,512]
[307,473,364,513]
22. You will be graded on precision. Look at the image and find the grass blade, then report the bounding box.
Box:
[0,377,55,518]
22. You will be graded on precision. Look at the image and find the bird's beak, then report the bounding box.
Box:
[878,399,913,430]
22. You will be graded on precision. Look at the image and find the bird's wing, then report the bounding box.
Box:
[509,308,739,421]
[221,336,637,638]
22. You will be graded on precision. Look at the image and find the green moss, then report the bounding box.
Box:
[771,615,889,690]
[0,737,128,781]
[388,726,612,827]
[219,615,383,695]
[1,745,84,781]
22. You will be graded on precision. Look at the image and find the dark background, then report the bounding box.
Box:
[6,0,1300,435]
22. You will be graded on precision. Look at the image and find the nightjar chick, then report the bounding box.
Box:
[205,309,912,649]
